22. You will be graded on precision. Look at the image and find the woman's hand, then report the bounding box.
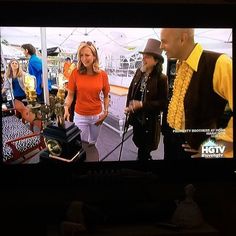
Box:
[64,107,70,121]
[95,111,108,126]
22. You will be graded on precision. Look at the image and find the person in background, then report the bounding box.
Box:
[68,59,78,75]
[1,59,37,122]
[2,59,26,102]
[1,64,12,115]
[63,57,71,80]
[21,43,43,103]
[64,41,110,146]
[66,59,78,122]
[1,63,6,90]
[125,38,168,161]
[160,28,233,158]
[63,59,77,90]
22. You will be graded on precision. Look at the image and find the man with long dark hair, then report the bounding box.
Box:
[125,38,168,161]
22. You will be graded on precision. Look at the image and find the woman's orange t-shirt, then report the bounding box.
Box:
[67,69,110,116]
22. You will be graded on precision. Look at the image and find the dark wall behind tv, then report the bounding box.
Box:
[0,1,235,27]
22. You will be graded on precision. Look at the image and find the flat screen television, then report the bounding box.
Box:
[0,2,235,183]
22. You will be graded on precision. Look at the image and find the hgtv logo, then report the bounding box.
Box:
[201,139,225,158]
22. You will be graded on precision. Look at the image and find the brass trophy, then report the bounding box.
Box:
[24,74,52,128]
[24,74,41,117]
[25,73,86,163]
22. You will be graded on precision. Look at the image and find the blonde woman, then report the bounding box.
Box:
[2,59,26,101]
[64,41,110,146]
[2,59,36,123]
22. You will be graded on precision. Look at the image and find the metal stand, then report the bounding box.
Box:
[118,113,130,161]
[100,113,132,162]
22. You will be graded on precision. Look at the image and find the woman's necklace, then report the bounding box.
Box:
[140,73,149,102]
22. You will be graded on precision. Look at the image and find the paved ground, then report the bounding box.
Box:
[25,122,164,164]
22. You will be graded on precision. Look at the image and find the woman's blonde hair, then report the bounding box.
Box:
[77,41,100,74]
[6,59,24,78]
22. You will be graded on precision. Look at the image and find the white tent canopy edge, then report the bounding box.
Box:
[1,27,232,105]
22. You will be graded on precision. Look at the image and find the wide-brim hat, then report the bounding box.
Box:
[139,38,164,62]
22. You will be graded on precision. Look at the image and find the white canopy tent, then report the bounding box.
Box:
[1,43,25,59]
[1,27,232,103]
[1,27,232,57]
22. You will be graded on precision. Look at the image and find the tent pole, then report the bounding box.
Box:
[40,27,49,105]
[0,43,7,71]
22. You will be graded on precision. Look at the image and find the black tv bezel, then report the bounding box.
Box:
[1,2,235,184]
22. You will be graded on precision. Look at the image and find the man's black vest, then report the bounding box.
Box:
[184,51,228,149]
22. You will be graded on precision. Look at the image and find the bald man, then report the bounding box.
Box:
[160,28,233,158]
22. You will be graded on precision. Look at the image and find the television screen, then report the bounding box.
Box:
[0,3,235,172]
[1,6,236,236]
[1,26,233,164]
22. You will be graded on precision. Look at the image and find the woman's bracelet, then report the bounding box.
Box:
[64,103,70,108]
[104,109,108,114]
